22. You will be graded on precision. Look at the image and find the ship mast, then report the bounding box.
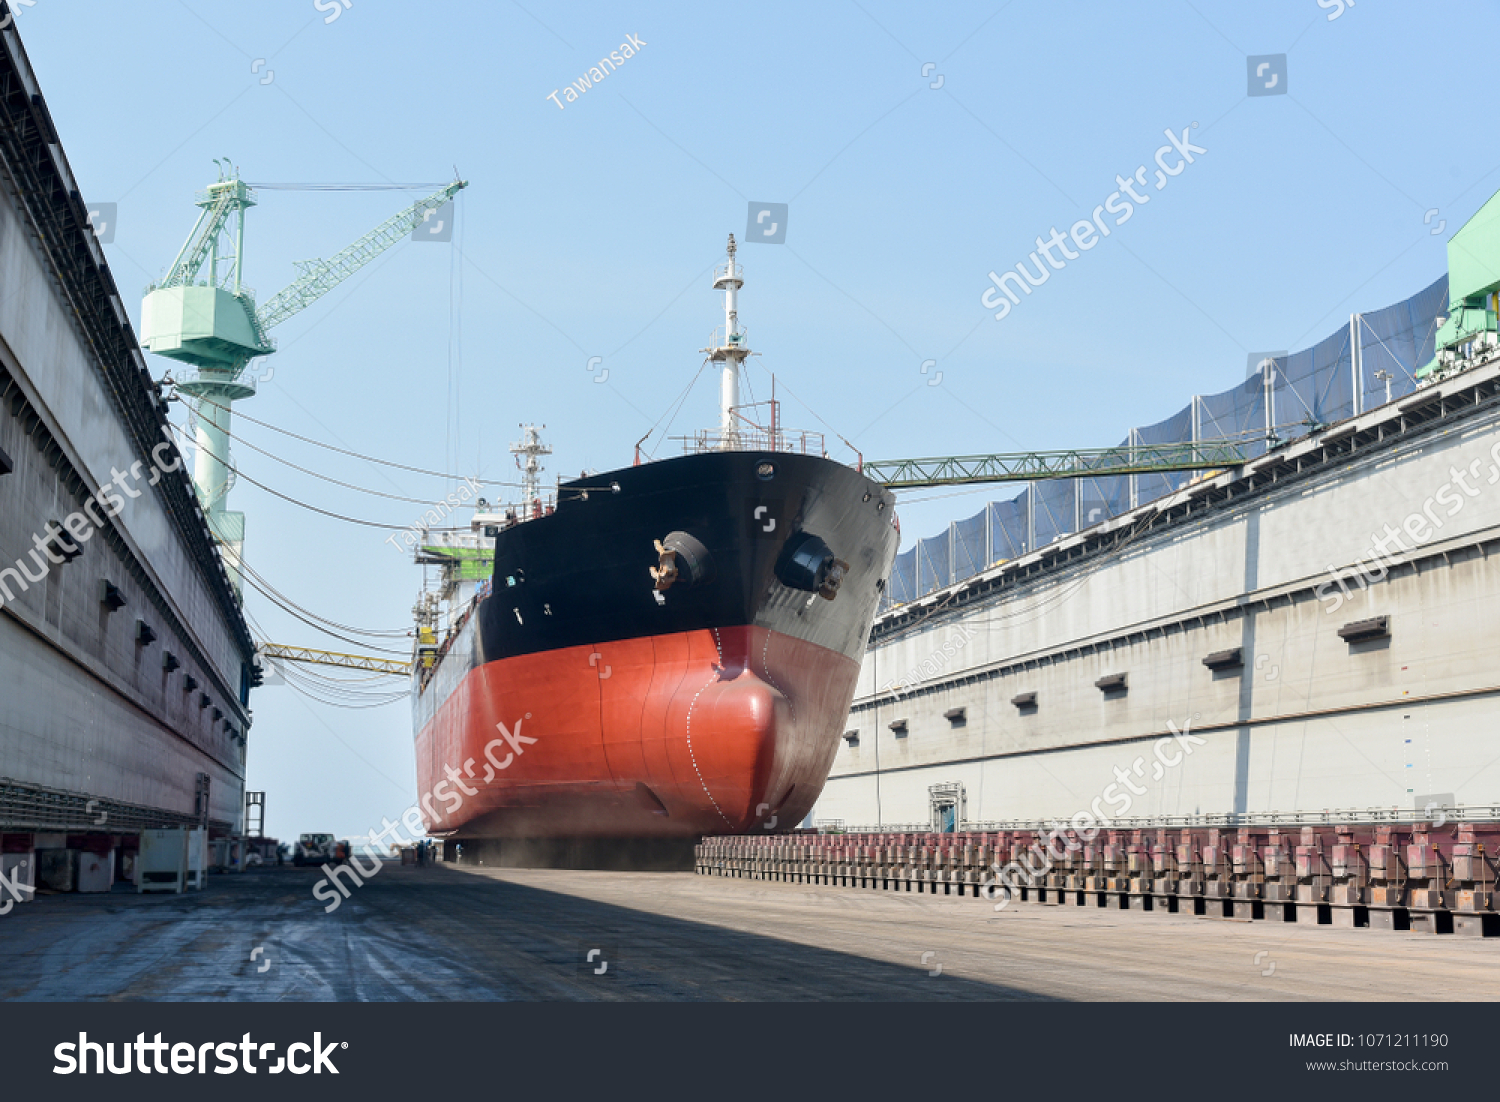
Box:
[510,424,551,510]
[706,234,751,450]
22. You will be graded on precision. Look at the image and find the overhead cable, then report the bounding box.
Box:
[181,391,507,484]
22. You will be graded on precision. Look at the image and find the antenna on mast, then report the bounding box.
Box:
[704,234,751,450]
[511,424,552,506]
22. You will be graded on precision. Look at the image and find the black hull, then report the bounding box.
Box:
[492,450,894,653]
[413,450,898,735]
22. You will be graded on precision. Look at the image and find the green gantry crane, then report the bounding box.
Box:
[140,162,468,589]
[863,438,1249,490]
[1420,190,1500,382]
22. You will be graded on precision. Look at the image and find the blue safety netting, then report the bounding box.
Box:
[879,274,1449,611]
[1034,479,1076,547]
[1134,403,1197,502]
[987,497,1028,561]
[1077,474,1130,528]
[952,509,987,580]
[1360,275,1447,399]
[889,546,918,605]
[916,533,950,593]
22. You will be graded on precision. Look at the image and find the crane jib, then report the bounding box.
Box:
[254,179,468,333]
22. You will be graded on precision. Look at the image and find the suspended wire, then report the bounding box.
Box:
[742,361,758,420]
[282,659,408,692]
[254,645,409,701]
[242,584,410,657]
[243,610,409,709]
[278,669,409,709]
[238,569,414,656]
[240,182,447,191]
[448,197,459,494]
[238,555,413,643]
[244,607,408,679]
[279,660,408,692]
[166,421,446,532]
[274,652,409,693]
[646,360,713,461]
[180,391,512,485]
[455,192,467,493]
[896,485,1038,506]
[755,367,862,462]
[160,422,488,659]
[170,417,504,505]
[237,559,413,654]
[281,664,406,686]
[282,687,407,710]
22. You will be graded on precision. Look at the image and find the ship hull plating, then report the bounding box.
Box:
[413,450,898,839]
[415,625,857,837]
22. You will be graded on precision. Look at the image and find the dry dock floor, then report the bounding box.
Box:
[0,864,1495,1000]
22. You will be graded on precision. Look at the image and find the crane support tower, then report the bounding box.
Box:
[140,163,468,590]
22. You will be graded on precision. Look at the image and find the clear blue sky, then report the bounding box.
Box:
[15,0,1495,841]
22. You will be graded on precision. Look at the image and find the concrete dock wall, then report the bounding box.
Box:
[0,29,252,831]
[816,366,1500,827]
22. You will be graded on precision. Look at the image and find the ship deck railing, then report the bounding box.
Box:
[674,427,827,457]
[416,597,482,689]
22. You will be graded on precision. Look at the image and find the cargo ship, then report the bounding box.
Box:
[410,237,900,844]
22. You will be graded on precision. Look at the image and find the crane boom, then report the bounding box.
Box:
[254,179,468,335]
[157,188,237,290]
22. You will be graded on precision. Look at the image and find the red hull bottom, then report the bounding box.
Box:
[413,626,858,838]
